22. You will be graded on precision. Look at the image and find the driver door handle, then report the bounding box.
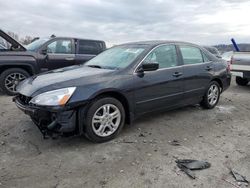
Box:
[205,66,212,71]
[65,57,74,61]
[172,72,183,77]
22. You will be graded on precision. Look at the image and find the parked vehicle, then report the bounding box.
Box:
[221,51,234,64]
[231,52,250,86]
[14,41,231,142]
[203,46,221,58]
[0,29,106,95]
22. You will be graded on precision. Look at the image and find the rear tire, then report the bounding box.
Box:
[236,76,248,86]
[0,68,30,96]
[83,97,125,143]
[200,81,220,109]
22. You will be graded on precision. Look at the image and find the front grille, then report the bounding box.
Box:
[18,94,32,105]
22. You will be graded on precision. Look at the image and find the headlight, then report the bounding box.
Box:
[30,87,76,106]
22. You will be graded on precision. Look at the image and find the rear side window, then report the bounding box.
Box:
[78,40,101,55]
[144,45,178,69]
[202,52,210,62]
[180,46,203,65]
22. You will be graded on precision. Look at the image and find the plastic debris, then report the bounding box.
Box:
[169,140,181,146]
[231,170,249,185]
[176,159,211,179]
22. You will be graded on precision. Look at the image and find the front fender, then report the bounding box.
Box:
[0,55,38,74]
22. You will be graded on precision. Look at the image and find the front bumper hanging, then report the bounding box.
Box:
[13,95,78,138]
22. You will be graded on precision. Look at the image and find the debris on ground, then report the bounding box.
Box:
[139,133,145,137]
[175,159,211,179]
[231,169,249,185]
[169,140,181,146]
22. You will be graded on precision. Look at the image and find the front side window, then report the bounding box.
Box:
[78,40,100,55]
[47,39,73,54]
[180,46,204,65]
[144,45,178,69]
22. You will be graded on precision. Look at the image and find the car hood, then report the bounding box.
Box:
[0,29,26,51]
[17,66,115,97]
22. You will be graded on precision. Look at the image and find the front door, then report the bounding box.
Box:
[133,44,184,115]
[42,39,76,70]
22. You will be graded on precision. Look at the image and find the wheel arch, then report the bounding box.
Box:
[91,90,132,124]
[211,78,223,91]
[0,65,35,76]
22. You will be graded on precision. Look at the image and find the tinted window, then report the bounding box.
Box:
[202,52,210,62]
[144,45,178,68]
[47,39,72,54]
[180,46,203,65]
[78,40,100,55]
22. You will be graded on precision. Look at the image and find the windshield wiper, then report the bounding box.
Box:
[87,65,102,69]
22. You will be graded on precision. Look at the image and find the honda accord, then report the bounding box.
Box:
[14,41,231,142]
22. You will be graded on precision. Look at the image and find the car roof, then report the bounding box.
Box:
[118,40,201,48]
[49,36,105,43]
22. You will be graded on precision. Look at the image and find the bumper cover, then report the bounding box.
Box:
[13,96,78,138]
[222,73,231,92]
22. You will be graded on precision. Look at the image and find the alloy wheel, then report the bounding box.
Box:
[4,73,26,93]
[92,104,121,137]
[207,84,219,106]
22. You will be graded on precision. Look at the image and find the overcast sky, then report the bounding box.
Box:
[1,0,250,46]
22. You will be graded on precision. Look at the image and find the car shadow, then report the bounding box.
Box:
[24,104,201,149]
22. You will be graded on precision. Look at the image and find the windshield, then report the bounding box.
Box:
[26,38,49,51]
[85,46,146,70]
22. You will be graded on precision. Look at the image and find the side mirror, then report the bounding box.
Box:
[41,48,47,55]
[139,62,159,72]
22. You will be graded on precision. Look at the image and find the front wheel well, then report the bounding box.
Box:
[92,91,131,124]
[0,65,33,76]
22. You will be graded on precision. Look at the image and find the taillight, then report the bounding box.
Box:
[230,56,234,65]
[227,62,231,72]
[227,56,234,72]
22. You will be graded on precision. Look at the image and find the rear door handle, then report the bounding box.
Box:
[65,57,74,61]
[205,66,212,71]
[172,72,183,77]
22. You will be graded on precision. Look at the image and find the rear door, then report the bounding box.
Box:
[133,44,184,115]
[42,38,76,70]
[178,45,214,103]
[75,40,103,64]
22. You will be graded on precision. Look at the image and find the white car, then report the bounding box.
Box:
[221,51,234,63]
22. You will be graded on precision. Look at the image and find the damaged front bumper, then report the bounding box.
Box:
[13,95,80,138]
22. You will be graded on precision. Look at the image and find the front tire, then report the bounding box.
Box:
[200,81,220,109]
[83,97,125,143]
[236,77,248,86]
[0,68,30,95]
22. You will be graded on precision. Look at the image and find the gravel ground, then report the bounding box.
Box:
[0,78,250,188]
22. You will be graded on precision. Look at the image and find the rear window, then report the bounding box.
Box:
[78,40,103,55]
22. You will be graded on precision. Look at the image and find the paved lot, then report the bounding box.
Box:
[0,78,250,188]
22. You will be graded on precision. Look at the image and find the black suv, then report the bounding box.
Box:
[0,29,106,95]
